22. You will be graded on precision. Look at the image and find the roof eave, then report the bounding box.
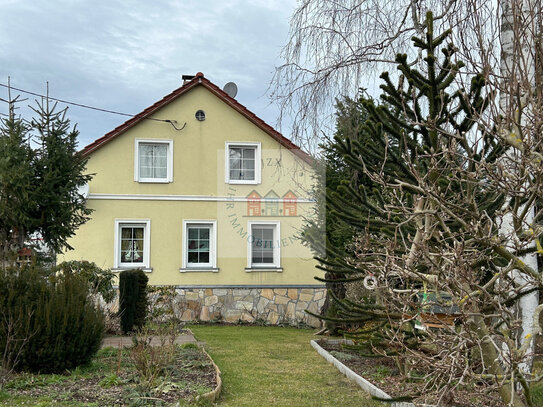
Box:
[81,74,313,165]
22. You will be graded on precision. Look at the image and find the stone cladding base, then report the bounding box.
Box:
[172,287,326,327]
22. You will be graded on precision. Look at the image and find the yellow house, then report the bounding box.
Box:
[61,73,324,326]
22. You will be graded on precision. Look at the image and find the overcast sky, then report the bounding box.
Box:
[0,0,294,148]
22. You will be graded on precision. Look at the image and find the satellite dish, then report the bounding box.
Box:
[77,183,89,199]
[223,82,238,98]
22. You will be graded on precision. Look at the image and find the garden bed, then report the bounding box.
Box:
[2,343,218,406]
[314,339,508,407]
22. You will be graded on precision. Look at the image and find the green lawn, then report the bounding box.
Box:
[189,325,384,407]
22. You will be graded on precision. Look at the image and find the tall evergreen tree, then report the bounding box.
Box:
[0,100,92,260]
[303,97,402,331]
[315,12,542,406]
[0,117,35,257]
[303,97,369,321]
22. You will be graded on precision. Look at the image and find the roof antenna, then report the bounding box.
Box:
[223,82,238,98]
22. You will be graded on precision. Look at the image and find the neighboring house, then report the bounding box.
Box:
[61,72,324,326]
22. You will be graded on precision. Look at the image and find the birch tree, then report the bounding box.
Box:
[271,0,537,152]
[304,9,542,406]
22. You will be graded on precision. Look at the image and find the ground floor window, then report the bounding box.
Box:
[183,220,217,269]
[248,222,280,268]
[115,220,150,269]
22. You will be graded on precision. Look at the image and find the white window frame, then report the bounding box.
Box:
[247,221,281,269]
[225,142,261,184]
[181,220,218,271]
[134,139,173,183]
[114,219,151,270]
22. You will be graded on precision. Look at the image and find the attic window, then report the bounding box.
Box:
[195,110,206,121]
[134,139,173,183]
[225,142,261,184]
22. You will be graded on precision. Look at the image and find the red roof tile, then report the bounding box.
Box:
[18,247,32,257]
[81,73,312,164]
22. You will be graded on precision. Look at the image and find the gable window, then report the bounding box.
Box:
[114,220,151,270]
[181,220,218,271]
[247,221,281,270]
[134,139,173,183]
[225,142,261,184]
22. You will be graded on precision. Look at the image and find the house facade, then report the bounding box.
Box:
[61,73,325,326]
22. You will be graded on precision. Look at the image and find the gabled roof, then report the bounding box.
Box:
[283,190,297,199]
[81,72,312,164]
[265,190,279,198]
[247,190,262,198]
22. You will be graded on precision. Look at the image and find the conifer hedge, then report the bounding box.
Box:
[0,265,105,373]
[119,269,148,333]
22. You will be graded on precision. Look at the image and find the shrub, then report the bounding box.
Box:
[54,260,116,303]
[103,308,121,335]
[119,269,148,333]
[0,264,105,373]
[130,322,177,391]
[147,286,179,325]
[53,260,116,304]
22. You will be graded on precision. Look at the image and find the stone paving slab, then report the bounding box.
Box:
[101,334,202,348]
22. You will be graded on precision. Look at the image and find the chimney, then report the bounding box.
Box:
[182,74,195,85]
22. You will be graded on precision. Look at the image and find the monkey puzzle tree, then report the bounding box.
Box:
[317,12,542,406]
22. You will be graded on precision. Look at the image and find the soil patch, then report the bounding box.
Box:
[4,345,217,406]
[317,339,507,407]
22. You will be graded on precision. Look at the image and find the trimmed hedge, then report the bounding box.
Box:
[119,269,148,333]
[0,265,105,373]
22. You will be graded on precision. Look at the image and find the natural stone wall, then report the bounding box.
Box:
[173,287,326,328]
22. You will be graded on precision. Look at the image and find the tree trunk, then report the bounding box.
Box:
[499,0,540,373]
[468,313,526,407]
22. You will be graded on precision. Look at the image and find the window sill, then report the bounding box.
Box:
[245,267,283,273]
[112,267,153,273]
[136,179,171,184]
[226,180,260,185]
[180,268,219,273]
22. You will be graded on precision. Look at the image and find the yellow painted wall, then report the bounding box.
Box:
[85,86,312,197]
[61,84,322,286]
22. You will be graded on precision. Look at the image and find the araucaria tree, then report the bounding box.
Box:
[0,101,92,260]
[318,13,543,406]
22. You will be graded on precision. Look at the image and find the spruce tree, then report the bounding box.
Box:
[303,97,370,327]
[316,12,541,406]
[0,117,35,257]
[0,100,92,260]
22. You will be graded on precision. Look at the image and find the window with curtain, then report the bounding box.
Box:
[120,225,145,264]
[135,139,172,183]
[139,143,168,180]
